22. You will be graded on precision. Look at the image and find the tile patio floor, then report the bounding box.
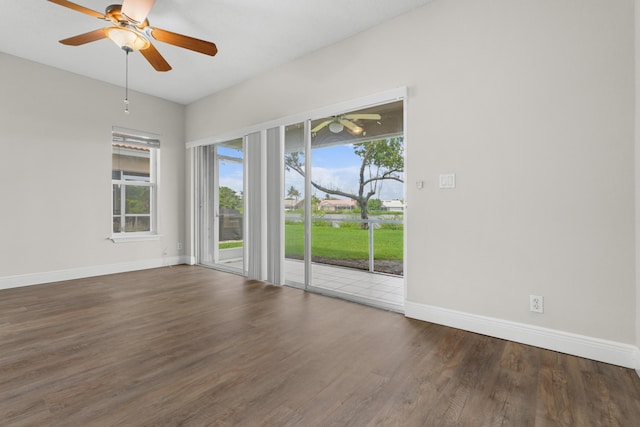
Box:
[214,258,404,312]
[284,259,404,312]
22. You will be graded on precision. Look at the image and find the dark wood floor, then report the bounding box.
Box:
[1,266,639,426]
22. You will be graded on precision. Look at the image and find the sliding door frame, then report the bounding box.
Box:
[190,88,408,305]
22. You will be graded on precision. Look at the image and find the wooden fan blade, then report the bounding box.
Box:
[151,28,218,56]
[344,113,381,120]
[48,0,105,19]
[340,119,364,135]
[122,0,155,25]
[60,29,107,46]
[311,120,333,133]
[140,43,172,72]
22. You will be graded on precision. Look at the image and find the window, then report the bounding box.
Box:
[111,127,159,237]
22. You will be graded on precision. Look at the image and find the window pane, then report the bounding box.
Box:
[216,141,244,268]
[111,132,157,236]
[125,186,150,215]
[113,217,122,233]
[125,216,150,232]
[113,184,121,216]
[112,145,150,181]
[284,123,305,287]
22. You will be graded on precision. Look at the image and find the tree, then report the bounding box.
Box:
[285,137,404,228]
[368,198,382,211]
[287,186,301,201]
[219,186,242,210]
[311,195,320,211]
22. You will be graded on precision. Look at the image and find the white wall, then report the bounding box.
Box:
[0,52,186,284]
[187,0,636,353]
[636,0,640,367]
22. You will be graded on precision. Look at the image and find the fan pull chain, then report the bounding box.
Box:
[123,46,132,114]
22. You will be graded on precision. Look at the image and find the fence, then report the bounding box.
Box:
[285,215,404,276]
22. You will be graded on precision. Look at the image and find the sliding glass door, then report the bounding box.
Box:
[282,100,405,310]
[194,95,405,311]
[197,139,245,274]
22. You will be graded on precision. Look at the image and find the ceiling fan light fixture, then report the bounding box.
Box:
[121,0,156,25]
[329,122,344,133]
[352,127,364,136]
[105,27,150,51]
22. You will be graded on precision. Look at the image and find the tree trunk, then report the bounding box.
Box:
[359,199,369,230]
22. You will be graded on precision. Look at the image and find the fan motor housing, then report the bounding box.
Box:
[106,4,149,28]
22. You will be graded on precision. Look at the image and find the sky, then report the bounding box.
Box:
[218,144,405,201]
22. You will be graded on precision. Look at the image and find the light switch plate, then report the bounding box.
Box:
[439,174,456,189]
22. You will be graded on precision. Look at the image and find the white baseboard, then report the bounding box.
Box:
[0,256,191,291]
[405,300,640,370]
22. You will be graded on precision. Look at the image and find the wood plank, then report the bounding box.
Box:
[0,265,639,425]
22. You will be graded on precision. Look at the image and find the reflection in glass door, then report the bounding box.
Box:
[197,138,245,274]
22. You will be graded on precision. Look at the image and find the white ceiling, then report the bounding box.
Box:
[1,0,432,104]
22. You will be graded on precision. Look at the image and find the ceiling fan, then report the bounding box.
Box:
[312,114,382,136]
[48,0,218,72]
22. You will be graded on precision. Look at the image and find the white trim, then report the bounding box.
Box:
[110,234,162,243]
[112,137,159,236]
[260,129,269,280]
[112,126,161,147]
[405,300,640,369]
[0,256,190,291]
[402,95,408,308]
[185,87,408,149]
[303,119,312,287]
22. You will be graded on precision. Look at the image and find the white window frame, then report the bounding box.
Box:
[111,127,160,242]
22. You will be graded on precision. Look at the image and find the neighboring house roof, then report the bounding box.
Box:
[382,200,404,210]
[284,199,302,209]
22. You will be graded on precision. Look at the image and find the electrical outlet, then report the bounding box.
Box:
[177,242,183,251]
[530,295,544,313]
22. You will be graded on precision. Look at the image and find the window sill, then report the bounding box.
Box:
[110,234,162,243]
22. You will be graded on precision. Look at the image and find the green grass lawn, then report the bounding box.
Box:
[285,222,403,260]
[219,241,242,249]
[219,223,403,261]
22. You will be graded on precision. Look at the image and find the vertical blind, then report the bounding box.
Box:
[244,128,284,283]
